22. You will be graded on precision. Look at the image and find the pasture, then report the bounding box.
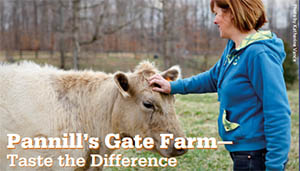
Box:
[0,52,298,170]
[0,51,219,77]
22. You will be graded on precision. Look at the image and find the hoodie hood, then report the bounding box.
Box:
[236,30,272,50]
[234,30,286,63]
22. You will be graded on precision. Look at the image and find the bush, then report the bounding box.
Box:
[283,42,298,88]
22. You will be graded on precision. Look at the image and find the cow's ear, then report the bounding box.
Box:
[114,72,131,98]
[161,65,181,81]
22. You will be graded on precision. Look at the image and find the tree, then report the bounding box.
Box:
[73,0,143,69]
[283,42,298,88]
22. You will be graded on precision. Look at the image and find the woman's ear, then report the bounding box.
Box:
[228,10,234,20]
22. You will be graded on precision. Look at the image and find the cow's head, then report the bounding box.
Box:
[112,61,187,157]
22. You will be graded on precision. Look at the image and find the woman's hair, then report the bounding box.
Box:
[210,0,267,32]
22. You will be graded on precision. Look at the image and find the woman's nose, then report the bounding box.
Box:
[214,17,218,25]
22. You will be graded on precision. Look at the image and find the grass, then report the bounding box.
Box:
[104,91,299,171]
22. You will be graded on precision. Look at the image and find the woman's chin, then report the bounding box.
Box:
[219,33,228,39]
[218,31,223,37]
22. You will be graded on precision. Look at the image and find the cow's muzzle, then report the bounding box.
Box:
[170,145,188,157]
[169,140,188,157]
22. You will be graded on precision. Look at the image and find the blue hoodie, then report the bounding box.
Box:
[170,31,291,170]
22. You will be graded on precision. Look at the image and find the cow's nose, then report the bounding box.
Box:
[171,146,188,156]
[176,147,188,156]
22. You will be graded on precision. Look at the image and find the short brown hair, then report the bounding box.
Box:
[210,0,267,32]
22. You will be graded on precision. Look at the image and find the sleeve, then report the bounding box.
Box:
[170,59,221,94]
[248,51,291,171]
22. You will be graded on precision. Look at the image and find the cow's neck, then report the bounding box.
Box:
[53,73,117,138]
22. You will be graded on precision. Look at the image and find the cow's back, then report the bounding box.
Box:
[0,62,73,170]
[0,62,58,133]
[0,62,117,170]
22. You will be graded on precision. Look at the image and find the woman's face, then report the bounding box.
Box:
[213,5,234,39]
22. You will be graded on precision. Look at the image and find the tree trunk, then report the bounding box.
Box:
[57,1,65,69]
[33,0,39,59]
[59,46,65,69]
[19,49,23,59]
[162,0,171,69]
[13,0,20,60]
[5,49,14,63]
[35,51,39,59]
[72,0,80,70]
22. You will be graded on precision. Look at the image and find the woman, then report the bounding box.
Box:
[149,0,291,170]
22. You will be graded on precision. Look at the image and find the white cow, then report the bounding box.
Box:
[0,61,186,170]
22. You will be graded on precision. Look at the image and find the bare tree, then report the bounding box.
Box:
[57,0,67,69]
[67,0,143,69]
[160,0,177,69]
[71,0,80,69]
[266,0,277,30]
[0,0,290,75]
[32,0,39,59]
[0,0,5,53]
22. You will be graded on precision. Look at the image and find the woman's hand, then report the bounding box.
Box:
[148,74,171,94]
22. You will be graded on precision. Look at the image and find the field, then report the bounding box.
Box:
[1,53,298,170]
[0,51,219,77]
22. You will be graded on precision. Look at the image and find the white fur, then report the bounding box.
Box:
[0,62,109,170]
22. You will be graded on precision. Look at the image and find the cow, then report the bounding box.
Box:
[0,61,187,170]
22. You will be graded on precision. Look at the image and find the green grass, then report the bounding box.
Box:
[105,91,299,171]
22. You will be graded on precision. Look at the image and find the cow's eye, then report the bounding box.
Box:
[143,101,154,109]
